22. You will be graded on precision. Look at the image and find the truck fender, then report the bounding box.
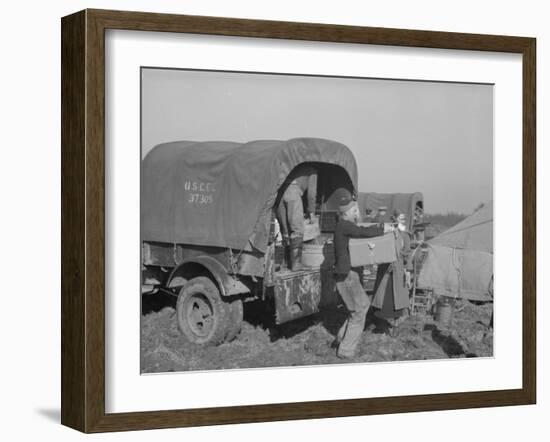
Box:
[166,255,250,297]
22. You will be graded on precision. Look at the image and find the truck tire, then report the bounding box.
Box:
[176,276,242,345]
[224,298,244,342]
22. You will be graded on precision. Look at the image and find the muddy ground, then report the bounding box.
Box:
[141,291,493,374]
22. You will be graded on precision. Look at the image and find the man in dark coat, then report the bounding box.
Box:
[372,206,389,224]
[276,164,318,271]
[333,196,384,358]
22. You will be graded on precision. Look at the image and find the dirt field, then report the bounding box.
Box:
[141,291,493,373]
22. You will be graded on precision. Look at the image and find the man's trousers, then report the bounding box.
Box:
[335,270,370,358]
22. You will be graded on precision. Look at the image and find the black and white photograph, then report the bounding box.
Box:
[0,0,543,438]
[140,67,494,373]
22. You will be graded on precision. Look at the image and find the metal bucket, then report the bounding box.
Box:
[302,243,334,268]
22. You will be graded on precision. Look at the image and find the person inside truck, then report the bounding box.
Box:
[276,164,318,271]
[414,204,424,224]
[332,195,385,359]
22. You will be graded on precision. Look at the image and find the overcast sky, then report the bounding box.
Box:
[142,68,493,214]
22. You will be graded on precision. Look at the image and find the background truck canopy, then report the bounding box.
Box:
[141,138,358,253]
[357,192,424,231]
[417,201,493,301]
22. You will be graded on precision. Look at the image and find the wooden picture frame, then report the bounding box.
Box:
[61,8,536,433]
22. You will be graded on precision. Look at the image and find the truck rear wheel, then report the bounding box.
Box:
[225,298,244,342]
[176,276,242,345]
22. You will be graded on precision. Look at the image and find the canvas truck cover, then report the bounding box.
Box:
[357,192,423,231]
[141,138,358,253]
[417,201,493,301]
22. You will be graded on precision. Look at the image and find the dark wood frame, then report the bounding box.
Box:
[61,8,536,433]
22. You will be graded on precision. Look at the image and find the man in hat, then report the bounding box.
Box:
[372,206,389,224]
[276,164,318,271]
[333,196,385,359]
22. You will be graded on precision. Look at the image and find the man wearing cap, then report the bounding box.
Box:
[276,164,318,271]
[333,196,385,359]
[372,206,388,224]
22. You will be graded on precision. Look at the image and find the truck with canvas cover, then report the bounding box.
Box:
[141,138,359,345]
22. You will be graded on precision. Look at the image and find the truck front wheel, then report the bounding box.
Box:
[176,276,242,345]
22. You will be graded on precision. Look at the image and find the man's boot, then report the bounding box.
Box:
[290,236,310,271]
[280,235,290,270]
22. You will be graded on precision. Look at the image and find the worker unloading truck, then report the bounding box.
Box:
[276,164,318,271]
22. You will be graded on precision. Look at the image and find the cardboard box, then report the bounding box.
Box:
[303,218,321,242]
[349,233,397,266]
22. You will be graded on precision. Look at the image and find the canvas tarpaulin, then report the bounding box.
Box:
[417,201,493,301]
[141,138,358,253]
